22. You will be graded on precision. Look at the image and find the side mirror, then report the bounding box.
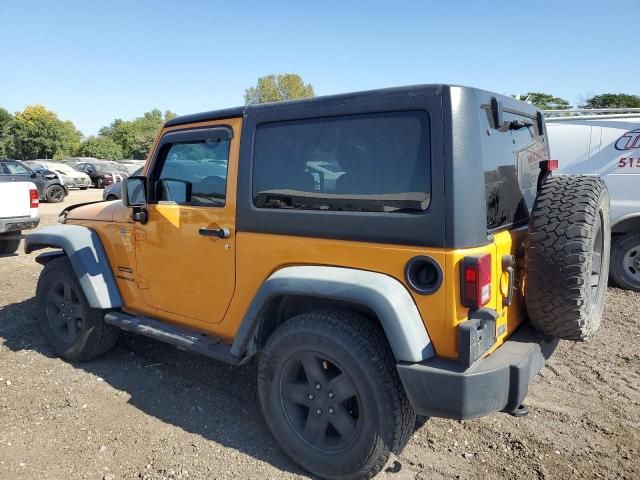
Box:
[30,172,37,178]
[122,176,147,207]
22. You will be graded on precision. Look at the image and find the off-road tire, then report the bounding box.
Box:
[610,232,640,292]
[258,309,415,480]
[525,175,610,340]
[45,184,66,203]
[36,256,119,361]
[0,232,21,255]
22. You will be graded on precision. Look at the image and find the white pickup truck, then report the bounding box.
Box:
[546,109,640,291]
[0,181,40,254]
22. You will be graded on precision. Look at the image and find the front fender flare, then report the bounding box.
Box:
[25,224,122,309]
[231,266,435,363]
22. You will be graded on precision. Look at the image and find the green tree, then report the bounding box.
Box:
[580,93,640,109]
[244,73,315,105]
[0,108,13,157]
[513,92,571,110]
[100,109,176,159]
[9,105,81,160]
[78,136,123,160]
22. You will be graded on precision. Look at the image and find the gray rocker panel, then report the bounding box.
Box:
[231,266,434,363]
[24,224,122,309]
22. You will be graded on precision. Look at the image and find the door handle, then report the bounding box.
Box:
[199,227,231,239]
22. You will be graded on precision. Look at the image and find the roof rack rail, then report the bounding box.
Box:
[543,108,640,118]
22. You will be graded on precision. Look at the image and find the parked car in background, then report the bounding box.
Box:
[546,109,640,291]
[26,160,92,189]
[103,167,143,200]
[0,180,39,254]
[27,164,75,191]
[65,160,128,188]
[115,161,144,175]
[0,159,68,202]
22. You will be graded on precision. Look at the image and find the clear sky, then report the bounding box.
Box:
[1,0,638,136]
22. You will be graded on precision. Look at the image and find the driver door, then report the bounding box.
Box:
[134,118,241,326]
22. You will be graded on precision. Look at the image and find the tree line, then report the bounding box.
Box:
[512,92,640,110]
[1,73,638,161]
[0,106,176,161]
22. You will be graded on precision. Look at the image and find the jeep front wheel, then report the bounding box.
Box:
[525,175,610,340]
[36,256,120,361]
[258,309,415,480]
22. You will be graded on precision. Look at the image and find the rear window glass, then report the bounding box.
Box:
[480,109,548,230]
[252,111,430,213]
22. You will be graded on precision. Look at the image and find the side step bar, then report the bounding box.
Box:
[104,311,240,365]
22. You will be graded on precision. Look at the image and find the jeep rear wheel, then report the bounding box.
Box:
[258,309,415,480]
[610,232,640,292]
[525,175,610,340]
[36,256,119,361]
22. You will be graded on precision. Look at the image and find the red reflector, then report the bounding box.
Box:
[539,159,559,171]
[464,267,475,282]
[29,189,39,208]
[461,254,492,309]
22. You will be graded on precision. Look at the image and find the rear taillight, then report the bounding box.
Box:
[461,254,492,309]
[539,159,558,172]
[30,189,39,208]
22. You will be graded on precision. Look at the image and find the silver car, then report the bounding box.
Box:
[26,160,92,189]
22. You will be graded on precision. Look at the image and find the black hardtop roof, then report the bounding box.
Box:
[163,84,539,128]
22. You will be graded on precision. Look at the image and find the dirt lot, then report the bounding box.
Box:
[0,190,639,480]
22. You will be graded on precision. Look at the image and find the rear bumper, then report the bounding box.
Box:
[0,216,40,234]
[397,324,558,420]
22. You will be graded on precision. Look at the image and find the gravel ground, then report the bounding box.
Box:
[0,190,638,480]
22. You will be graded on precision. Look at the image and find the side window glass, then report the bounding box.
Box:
[252,111,430,213]
[156,138,230,206]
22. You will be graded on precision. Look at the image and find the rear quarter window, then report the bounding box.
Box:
[252,111,431,213]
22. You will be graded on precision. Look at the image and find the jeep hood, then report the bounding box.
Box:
[63,201,129,223]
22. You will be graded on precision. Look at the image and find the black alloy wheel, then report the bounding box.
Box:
[280,352,362,452]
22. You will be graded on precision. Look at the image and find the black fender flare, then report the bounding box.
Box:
[230,265,435,363]
[25,225,122,309]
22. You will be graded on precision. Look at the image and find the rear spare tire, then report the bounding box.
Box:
[525,175,610,340]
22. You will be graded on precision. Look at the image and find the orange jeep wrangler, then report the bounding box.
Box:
[26,85,610,479]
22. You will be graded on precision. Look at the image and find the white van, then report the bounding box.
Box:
[546,110,640,291]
